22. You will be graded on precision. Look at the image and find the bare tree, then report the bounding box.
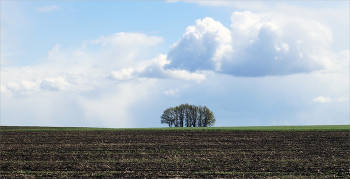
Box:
[202,106,216,127]
[161,104,216,127]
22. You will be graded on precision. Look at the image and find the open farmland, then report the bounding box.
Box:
[1,126,349,178]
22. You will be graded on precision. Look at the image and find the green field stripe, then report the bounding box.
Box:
[1,125,349,131]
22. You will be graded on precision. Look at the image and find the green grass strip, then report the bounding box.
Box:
[1,125,349,131]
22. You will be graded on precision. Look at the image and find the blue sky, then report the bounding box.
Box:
[1,1,349,128]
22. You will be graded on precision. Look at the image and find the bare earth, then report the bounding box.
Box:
[1,130,349,178]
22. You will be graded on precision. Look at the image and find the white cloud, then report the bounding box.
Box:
[21,81,40,91]
[164,69,206,83]
[329,50,350,73]
[163,88,179,96]
[91,32,163,46]
[40,77,70,91]
[166,11,343,77]
[3,81,40,97]
[167,17,232,72]
[312,96,350,103]
[110,68,135,81]
[109,54,206,83]
[1,85,12,97]
[188,1,349,53]
[7,82,21,92]
[313,96,332,103]
[38,5,60,12]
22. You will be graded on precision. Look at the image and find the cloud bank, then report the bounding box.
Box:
[166,11,340,77]
[1,9,348,128]
[1,32,206,127]
[1,32,205,97]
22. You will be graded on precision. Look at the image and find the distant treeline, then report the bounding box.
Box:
[161,104,216,127]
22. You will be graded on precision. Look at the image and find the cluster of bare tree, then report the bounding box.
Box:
[160,104,216,127]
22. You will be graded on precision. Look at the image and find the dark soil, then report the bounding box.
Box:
[1,130,349,178]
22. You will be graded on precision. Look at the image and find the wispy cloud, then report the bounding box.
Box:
[163,88,179,97]
[313,96,332,103]
[312,96,349,103]
[38,5,60,12]
[336,97,349,102]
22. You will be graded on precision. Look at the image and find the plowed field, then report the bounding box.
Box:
[1,130,349,178]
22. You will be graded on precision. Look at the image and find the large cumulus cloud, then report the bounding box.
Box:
[166,11,340,77]
[166,17,233,72]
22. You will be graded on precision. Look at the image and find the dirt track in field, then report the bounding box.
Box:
[1,130,349,178]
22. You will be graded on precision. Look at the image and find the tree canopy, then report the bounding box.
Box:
[160,104,216,127]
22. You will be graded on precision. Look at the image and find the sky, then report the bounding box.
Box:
[1,1,349,128]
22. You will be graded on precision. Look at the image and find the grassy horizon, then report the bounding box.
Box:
[1,125,349,131]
